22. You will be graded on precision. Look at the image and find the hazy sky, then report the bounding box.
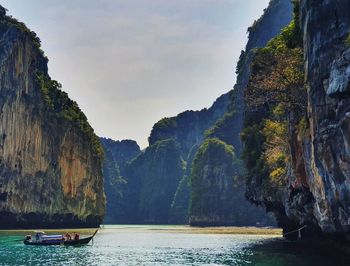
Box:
[1,0,270,148]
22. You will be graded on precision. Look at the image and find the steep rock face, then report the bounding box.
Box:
[100,138,140,223]
[299,0,350,234]
[126,139,185,223]
[169,144,198,224]
[0,6,105,228]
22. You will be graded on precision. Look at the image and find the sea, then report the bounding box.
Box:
[0,225,348,266]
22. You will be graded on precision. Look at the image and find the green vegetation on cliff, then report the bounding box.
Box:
[189,138,273,226]
[204,102,244,156]
[0,6,43,54]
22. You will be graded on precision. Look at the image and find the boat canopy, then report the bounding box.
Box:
[41,235,63,239]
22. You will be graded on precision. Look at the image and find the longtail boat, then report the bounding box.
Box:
[23,230,98,246]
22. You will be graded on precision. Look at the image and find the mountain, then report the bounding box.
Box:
[0,6,105,228]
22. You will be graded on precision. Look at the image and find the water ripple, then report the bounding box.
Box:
[0,227,348,266]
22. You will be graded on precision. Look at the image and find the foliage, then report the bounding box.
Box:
[152,117,177,131]
[292,0,302,46]
[109,174,128,198]
[242,20,307,198]
[242,108,289,196]
[0,7,44,55]
[241,120,266,184]
[37,72,103,157]
[103,149,127,199]
[0,6,7,17]
[297,116,309,140]
[205,112,237,146]
[345,33,350,48]
[262,111,289,188]
[236,50,246,75]
[246,22,305,115]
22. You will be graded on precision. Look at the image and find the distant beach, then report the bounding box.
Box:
[0,225,282,236]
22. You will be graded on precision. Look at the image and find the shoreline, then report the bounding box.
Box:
[0,225,282,236]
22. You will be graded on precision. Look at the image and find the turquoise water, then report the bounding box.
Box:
[0,225,348,266]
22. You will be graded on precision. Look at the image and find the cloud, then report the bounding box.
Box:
[1,0,270,148]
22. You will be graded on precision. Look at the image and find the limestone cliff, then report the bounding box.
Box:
[0,6,105,228]
[298,0,350,235]
[243,0,350,241]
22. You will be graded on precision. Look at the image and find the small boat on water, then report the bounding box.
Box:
[23,230,98,246]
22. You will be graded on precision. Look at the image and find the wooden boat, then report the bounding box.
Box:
[23,230,98,246]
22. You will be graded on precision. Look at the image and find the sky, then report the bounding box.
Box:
[0,0,270,148]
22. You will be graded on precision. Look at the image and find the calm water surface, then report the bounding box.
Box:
[0,225,348,266]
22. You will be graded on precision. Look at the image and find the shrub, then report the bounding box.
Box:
[345,33,350,47]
